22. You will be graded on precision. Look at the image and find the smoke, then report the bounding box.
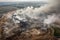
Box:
[48,0,60,5]
[43,0,60,26]
[44,14,57,25]
[5,0,60,30]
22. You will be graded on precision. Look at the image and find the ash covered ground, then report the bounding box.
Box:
[0,0,60,40]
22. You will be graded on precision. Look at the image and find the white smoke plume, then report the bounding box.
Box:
[6,0,60,28]
[44,14,57,25]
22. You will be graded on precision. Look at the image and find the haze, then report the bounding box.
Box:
[0,0,48,2]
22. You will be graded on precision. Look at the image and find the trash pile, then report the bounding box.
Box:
[0,11,59,40]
